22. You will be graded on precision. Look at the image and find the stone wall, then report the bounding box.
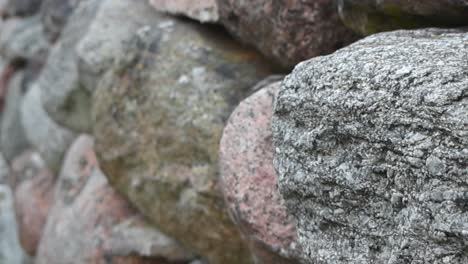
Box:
[0,0,466,263]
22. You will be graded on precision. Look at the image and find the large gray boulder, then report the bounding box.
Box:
[92,0,275,263]
[273,28,468,264]
[338,0,468,35]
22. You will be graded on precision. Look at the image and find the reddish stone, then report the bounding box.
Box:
[36,135,195,264]
[217,0,358,68]
[219,81,302,263]
[10,151,55,256]
[148,0,218,22]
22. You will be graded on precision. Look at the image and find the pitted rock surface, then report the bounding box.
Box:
[217,0,357,68]
[338,0,468,35]
[273,28,468,264]
[220,81,302,264]
[92,0,275,263]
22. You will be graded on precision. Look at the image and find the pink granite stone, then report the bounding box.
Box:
[10,151,55,256]
[219,81,302,263]
[36,135,195,264]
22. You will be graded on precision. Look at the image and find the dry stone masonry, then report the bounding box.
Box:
[0,0,466,263]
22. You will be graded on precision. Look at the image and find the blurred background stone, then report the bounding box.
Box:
[36,135,197,264]
[217,0,358,69]
[10,151,54,256]
[20,84,76,172]
[338,0,468,35]
[0,185,32,264]
[149,0,218,23]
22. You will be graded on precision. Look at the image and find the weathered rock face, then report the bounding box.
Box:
[273,28,468,264]
[38,0,101,133]
[220,80,302,264]
[10,151,54,256]
[216,0,357,69]
[40,0,82,42]
[36,135,196,264]
[92,1,275,263]
[338,0,468,35]
[149,0,218,23]
[20,84,76,172]
[0,185,31,264]
[1,71,31,162]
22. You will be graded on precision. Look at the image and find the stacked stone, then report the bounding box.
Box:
[0,0,467,263]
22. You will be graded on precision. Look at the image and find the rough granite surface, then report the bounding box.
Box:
[273,28,468,264]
